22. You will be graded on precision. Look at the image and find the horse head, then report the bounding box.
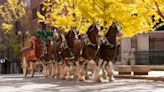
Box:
[66,29,79,48]
[87,23,102,45]
[105,22,122,46]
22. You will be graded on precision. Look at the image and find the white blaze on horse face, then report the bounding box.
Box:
[116,28,122,45]
[116,35,121,45]
[50,39,53,45]
[96,24,101,31]
[98,31,103,38]
[95,24,102,38]
[73,30,78,39]
[116,24,122,32]
[53,29,59,40]
[61,34,65,41]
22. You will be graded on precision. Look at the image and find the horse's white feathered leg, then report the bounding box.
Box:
[106,61,115,81]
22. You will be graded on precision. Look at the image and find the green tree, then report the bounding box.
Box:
[0,0,27,62]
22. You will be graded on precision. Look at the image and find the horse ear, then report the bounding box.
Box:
[101,26,104,30]
[77,31,79,35]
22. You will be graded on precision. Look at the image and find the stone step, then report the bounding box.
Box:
[114,65,131,75]
[114,65,151,75]
[131,65,151,75]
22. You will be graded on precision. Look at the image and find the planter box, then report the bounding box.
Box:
[131,65,151,75]
[115,65,131,75]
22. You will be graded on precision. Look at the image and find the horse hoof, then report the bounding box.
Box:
[94,78,103,82]
[77,79,85,82]
[77,77,85,82]
[109,77,115,82]
[60,77,66,80]
[85,76,90,80]
[24,75,27,77]
[51,75,55,78]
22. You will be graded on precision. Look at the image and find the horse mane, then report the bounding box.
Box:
[105,22,120,45]
[65,31,70,39]
[87,23,95,34]
[105,23,115,37]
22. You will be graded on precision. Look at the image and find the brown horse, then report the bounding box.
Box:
[66,23,102,81]
[65,29,86,80]
[40,29,74,79]
[99,22,121,63]
[51,30,75,79]
[21,35,42,77]
[40,38,56,78]
[83,23,102,60]
[98,22,121,81]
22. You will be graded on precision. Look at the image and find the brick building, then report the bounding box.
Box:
[121,29,164,65]
[30,0,44,31]
[131,31,164,51]
[0,0,6,4]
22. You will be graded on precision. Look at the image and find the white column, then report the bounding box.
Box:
[137,34,149,64]
[0,64,1,74]
[137,34,149,51]
[121,38,132,65]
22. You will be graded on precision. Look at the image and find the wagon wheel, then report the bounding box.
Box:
[22,56,28,77]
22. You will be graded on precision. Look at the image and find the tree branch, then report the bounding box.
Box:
[154,0,164,20]
[142,0,156,10]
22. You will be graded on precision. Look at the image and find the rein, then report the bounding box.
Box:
[112,44,119,64]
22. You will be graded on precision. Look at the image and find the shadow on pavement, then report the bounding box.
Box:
[0,74,164,92]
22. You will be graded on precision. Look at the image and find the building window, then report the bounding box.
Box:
[32,7,37,20]
[40,4,46,15]
[149,37,155,50]
[40,4,46,30]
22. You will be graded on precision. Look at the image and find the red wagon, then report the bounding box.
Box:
[20,31,53,77]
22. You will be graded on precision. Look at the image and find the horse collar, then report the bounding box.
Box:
[103,37,115,48]
[86,35,97,47]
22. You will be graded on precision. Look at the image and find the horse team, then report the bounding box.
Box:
[21,22,121,82]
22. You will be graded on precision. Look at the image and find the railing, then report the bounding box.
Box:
[134,50,164,65]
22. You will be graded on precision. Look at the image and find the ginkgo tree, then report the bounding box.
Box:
[38,0,164,37]
[0,0,26,32]
[37,0,92,34]
[0,0,27,62]
[114,0,164,37]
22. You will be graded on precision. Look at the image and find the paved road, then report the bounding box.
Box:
[0,74,164,92]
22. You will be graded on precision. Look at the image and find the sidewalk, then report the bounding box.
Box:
[114,71,164,81]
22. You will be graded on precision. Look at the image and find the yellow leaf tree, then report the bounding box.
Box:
[0,0,27,32]
[0,0,28,62]
[38,0,164,37]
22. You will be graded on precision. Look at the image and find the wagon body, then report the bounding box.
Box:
[21,31,54,61]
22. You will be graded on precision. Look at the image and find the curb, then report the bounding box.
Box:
[114,75,164,81]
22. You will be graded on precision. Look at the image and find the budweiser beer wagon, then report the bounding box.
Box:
[20,31,53,77]
[19,23,121,82]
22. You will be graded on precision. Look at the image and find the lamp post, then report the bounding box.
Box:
[18,30,22,45]
[22,32,25,47]
[18,30,24,47]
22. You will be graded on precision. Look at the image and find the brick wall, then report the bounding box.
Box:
[131,31,164,50]
[0,0,7,4]
[148,31,164,50]
[30,0,43,31]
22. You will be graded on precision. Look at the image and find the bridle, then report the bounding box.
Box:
[105,22,122,63]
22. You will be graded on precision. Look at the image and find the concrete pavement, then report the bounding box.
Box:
[114,71,164,81]
[1,74,164,92]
